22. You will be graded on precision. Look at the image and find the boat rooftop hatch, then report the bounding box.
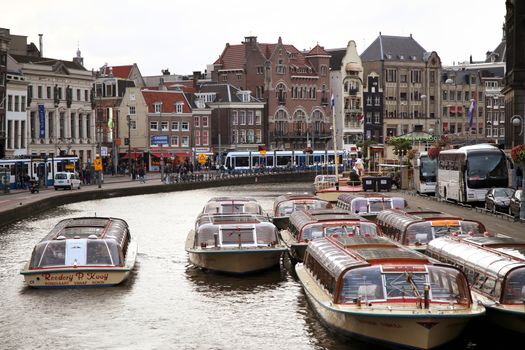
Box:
[45,217,129,241]
[196,214,263,226]
[207,197,258,203]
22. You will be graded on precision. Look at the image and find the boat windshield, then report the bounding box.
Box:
[338,265,470,304]
[502,267,525,304]
[30,239,121,268]
[204,202,262,215]
[368,199,391,213]
[406,221,484,245]
[302,223,378,241]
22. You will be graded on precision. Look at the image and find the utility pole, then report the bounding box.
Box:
[97,111,102,188]
[127,115,131,177]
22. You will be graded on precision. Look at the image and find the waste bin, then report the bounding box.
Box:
[377,176,392,192]
[362,176,376,192]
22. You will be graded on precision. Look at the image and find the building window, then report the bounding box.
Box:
[176,103,183,114]
[14,95,19,112]
[374,112,380,124]
[247,129,254,143]
[232,111,238,125]
[171,136,179,147]
[255,129,262,143]
[21,96,26,112]
[195,130,201,146]
[400,74,407,83]
[256,66,264,74]
[7,95,12,111]
[255,111,261,125]
[161,121,168,131]
[130,120,137,130]
[194,116,200,127]
[46,86,51,99]
[247,111,254,125]
[320,65,327,76]
[202,116,208,127]
[365,112,372,123]
[37,86,42,99]
[430,71,435,83]
[77,89,81,101]
[374,96,380,106]
[239,111,246,125]
[386,69,397,82]
[203,130,209,146]
[150,121,158,130]
[129,106,136,115]
[171,121,179,130]
[181,136,189,147]
[154,103,162,113]
[366,96,372,106]
[410,70,421,83]
[181,121,189,131]
[85,90,89,102]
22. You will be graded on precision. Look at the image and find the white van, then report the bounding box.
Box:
[54,172,81,190]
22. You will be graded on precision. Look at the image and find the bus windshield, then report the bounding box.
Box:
[420,157,437,182]
[467,152,507,189]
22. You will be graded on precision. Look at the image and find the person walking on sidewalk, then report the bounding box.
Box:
[138,167,146,183]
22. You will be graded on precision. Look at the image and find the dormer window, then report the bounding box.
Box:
[238,91,251,102]
[176,103,183,114]
[154,103,162,113]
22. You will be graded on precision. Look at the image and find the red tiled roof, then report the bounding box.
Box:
[214,40,316,73]
[307,44,329,56]
[111,65,133,79]
[141,90,191,113]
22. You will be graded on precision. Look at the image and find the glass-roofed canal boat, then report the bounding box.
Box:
[427,235,525,334]
[336,193,407,220]
[272,193,332,230]
[186,198,286,274]
[280,208,381,262]
[295,235,485,349]
[200,196,265,215]
[20,217,138,288]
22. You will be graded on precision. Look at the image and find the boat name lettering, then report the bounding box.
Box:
[380,321,402,328]
[86,272,109,281]
[43,273,74,282]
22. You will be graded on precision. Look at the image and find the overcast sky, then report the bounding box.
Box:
[2,0,506,77]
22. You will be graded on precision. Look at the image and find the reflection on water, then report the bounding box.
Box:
[0,182,517,349]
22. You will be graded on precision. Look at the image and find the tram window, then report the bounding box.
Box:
[276,155,292,166]
[235,156,249,168]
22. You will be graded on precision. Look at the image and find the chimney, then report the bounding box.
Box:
[469,55,473,64]
[192,71,201,90]
[38,33,43,57]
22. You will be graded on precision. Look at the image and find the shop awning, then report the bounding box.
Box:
[174,152,192,157]
[121,152,142,159]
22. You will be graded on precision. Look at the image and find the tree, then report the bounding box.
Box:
[388,138,412,165]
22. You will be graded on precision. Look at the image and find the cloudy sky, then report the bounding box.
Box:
[3,0,506,76]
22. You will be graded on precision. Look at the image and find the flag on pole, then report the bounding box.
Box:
[468,98,476,129]
[330,94,335,111]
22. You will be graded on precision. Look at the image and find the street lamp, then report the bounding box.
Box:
[511,115,525,220]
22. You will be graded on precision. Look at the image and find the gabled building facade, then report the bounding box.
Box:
[329,41,364,150]
[4,67,28,157]
[213,36,332,151]
[363,72,384,143]
[0,28,9,158]
[361,34,441,144]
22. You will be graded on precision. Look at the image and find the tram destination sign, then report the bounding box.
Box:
[151,135,169,146]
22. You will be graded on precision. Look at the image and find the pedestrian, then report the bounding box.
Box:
[517,166,523,189]
[138,167,145,183]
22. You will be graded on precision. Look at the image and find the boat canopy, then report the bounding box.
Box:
[194,217,279,247]
[273,193,331,217]
[203,197,263,215]
[427,236,525,303]
[29,217,130,269]
[337,193,407,215]
[288,209,380,241]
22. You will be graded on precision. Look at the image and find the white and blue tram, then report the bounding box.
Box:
[223,150,351,172]
[0,156,80,189]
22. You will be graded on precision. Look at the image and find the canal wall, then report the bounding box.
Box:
[0,172,316,228]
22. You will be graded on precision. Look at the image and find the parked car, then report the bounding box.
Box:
[509,189,522,218]
[484,187,515,213]
[54,172,81,190]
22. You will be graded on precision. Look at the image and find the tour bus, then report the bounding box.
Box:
[437,144,508,203]
[223,150,347,172]
[414,151,437,195]
[0,156,80,188]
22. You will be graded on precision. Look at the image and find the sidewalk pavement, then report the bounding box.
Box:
[0,173,163,214]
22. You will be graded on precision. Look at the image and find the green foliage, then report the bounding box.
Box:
[387,138,412,157]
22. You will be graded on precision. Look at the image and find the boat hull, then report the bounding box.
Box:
[21,242,138,288]
[186,230,285,274]
[474,292,525,334]
[296,264,483,349]
[280,229,307,262]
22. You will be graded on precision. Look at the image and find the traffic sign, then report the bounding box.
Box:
[197,153,207,164]
[94,158,103,171]
[151,135,169,145]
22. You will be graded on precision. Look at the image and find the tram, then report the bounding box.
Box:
[375,208,486,252]
[0,156,80,188]
[223,150,347,172]
[427,235,525,333]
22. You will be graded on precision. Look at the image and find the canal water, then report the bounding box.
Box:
[0,182,517,349]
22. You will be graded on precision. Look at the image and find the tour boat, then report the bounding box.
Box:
[201,196,265,215]
[280,208,381,262]
[272,193,332,230]
[336,193,407,220]
[313,174,362,202]
[375,208,486,252]
[295,235,485,349]
[427,235,525,334]
[186,212,286,274]
[21,217,138,288]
